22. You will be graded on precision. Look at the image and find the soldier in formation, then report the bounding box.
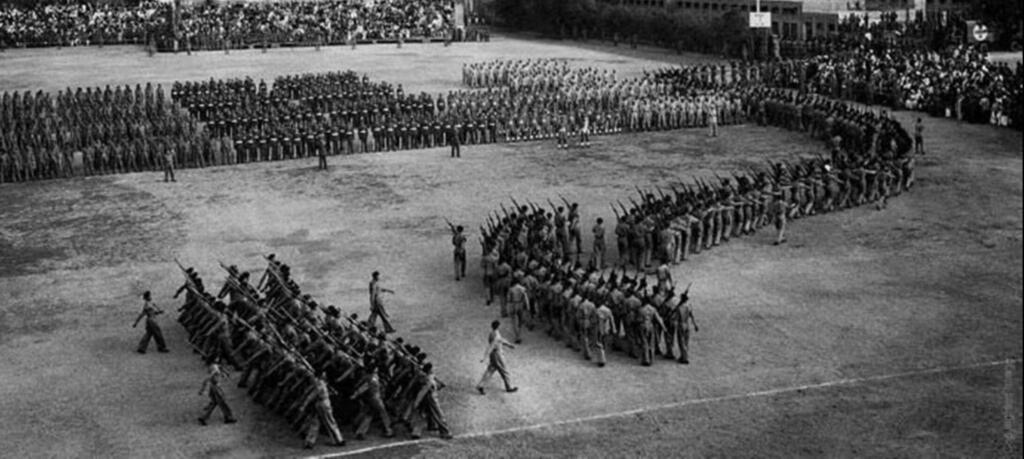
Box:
[480,198,697,367]
[174,257,453,448]
[0,84,227,182]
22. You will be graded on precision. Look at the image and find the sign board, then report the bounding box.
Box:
[963,20,992,43]
[749,12,771,29]
[972,23,990,42]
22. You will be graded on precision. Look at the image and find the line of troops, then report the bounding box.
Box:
[469,58,781,95]
[463,59,621,91]
[461,58,749,136]
[608,90,914,270]
[174,256,451,449]
[1,52,926,184]
[0,83,210,182]
[469,82,914,367]
[163,65,747,164]
[478,198,699,367]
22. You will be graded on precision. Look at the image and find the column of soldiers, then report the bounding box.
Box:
[0,84,228,182]
[610,88,914,270]
[1,54,927,184]
[173,72,425,160]
[174,256,452,449]
[472,64,914,367]
[165,64,747,166]
[478,197,698,367]
[461,58,751,144]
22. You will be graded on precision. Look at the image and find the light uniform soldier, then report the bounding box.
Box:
[578,295,596,361]
[198,359,237,425]
[368,271,396,333]
[594,300,614,367]
[655,263,673,293]
[638,301,665,366]
[303,374,345,448]
[476,320,519,395]
[353,365,395,439]
[506,278,530,344]
[708,104,719,137]
[133,291,168,354]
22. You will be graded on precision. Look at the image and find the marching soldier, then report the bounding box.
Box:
[591,217,606,269]
[198,356,237,425]
[667,292,698,364]
[368,271,397,333]
[506,277,530,344]
[594,298,614,367]
[406,363,453,440]
[476,320,519,395]
[352,363,395,439]
[133,291,168,354]
[302,373,346,448]
[637,299,664,366]
[451,225,467,281]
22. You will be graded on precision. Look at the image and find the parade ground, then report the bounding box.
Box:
[0,36,1021,458]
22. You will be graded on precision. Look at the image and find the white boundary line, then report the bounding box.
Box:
[1005,360,1022,451]
[310,358,1022,458]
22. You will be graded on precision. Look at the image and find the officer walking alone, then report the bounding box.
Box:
[368,271,397,333]
[133,291,168,354]
[476,320,519,395]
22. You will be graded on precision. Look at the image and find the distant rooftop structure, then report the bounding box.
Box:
[800,0,845,13]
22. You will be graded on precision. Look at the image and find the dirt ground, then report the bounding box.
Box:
[0,37,1021,459]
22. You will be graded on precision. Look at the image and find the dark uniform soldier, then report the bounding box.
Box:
[317,132,328,170]
[666,291,699,364]
[163,145,176,182]
[449,123,461,158]
[452,225,468,281]
[591,217,606,269]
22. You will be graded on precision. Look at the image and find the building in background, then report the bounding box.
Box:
[597,0,948,41]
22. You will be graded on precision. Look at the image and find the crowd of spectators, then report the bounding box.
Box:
[761,45,1023,130]
[0,0,458,50]
[0,1,164,47]
[167,0,457,52]
[777,12,961,60]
